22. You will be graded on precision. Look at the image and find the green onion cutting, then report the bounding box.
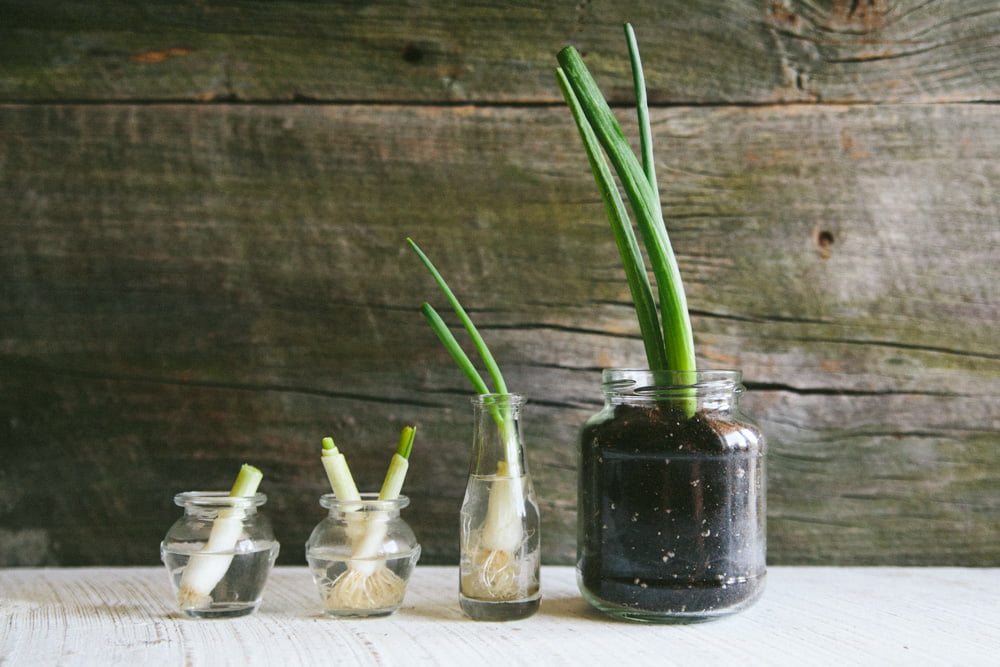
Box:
[176,464,263,610]
[318,427,417,611]
[408,238,530,601]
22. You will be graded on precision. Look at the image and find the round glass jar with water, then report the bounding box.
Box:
[160,491,279,619]
[306,493,421,618]
[577,369,766,623]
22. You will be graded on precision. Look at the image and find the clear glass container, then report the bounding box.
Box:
[306,493,420,618]
[577,369,766,623]
[160,491,279,619]
[460,393,541,621]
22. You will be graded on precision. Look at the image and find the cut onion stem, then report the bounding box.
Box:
[321,427,417,611]
[379,426,416,501]
[321,437,361,502]
[176,464,263,610]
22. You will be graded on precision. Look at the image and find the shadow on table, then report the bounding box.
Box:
[398,594,608,623]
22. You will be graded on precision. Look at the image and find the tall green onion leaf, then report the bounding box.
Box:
[556,27,696,374]
[626,23,657,191]
[408,238,521,470]
[419,302,493,396]
[555,68,667,370]
[407,238,508,394]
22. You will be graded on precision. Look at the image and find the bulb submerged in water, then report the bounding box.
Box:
[176,583,213,610]
[461,544,523,601]
[161,476,279,620]
[460,464,539,605]
[325,562,407,612]
[306,494,421,618]
[309,548,420,617]
[325,512,409,614]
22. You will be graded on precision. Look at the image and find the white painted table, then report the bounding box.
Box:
[1,566,997,666]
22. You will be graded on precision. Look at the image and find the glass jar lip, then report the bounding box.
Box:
[601,368,744,395]
[319,492,410,511]
[471,393,526,406]
[174,491,267,508]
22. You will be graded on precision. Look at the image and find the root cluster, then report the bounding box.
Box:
[176,586,212,610]
[461,547,529,601]
[324,566,405,612]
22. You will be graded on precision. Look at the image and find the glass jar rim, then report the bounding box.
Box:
[174,491,267,508]
[319,492,410,512]
[601,368,744,396]
[471,393,526,407]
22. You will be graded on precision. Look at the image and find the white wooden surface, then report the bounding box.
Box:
[1,566,998,666]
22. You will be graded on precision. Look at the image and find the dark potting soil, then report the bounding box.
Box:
[578,403,765,618]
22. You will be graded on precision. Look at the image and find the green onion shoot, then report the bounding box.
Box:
[321,436,361,501]
[406,238,516,450]
[379,425,416,501]
[176,463,263,610]
[320,427,417,612]
[556,24,697,385]
[408,238,530,601]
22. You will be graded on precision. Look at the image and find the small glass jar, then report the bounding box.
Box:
[577,369,766,623]
[160,491,279,619]
[306,493,421,618]
[460,393,541,621]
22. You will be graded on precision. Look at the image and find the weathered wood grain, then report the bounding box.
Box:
[2,0,1000,104]
[2,101,997,566]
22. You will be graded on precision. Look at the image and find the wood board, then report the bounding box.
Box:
[1,1,998,567]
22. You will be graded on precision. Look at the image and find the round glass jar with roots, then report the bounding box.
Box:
[306,493,421,618]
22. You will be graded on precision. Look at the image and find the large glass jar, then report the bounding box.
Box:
[160,491,279,619]
[459,393,541,621]
[577,369,766,622]
[306,493,421,618]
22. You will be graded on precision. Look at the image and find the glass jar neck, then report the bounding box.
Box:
[470,393,526,478]
[174,491,266,518]
[320,493,408,518]
[472,393,524,416]
[601,369,744,411]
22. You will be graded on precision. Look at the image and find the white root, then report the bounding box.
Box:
[324,567,405,611]
[325,510,406,612]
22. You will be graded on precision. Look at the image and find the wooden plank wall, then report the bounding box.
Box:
[1,0,998,567]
